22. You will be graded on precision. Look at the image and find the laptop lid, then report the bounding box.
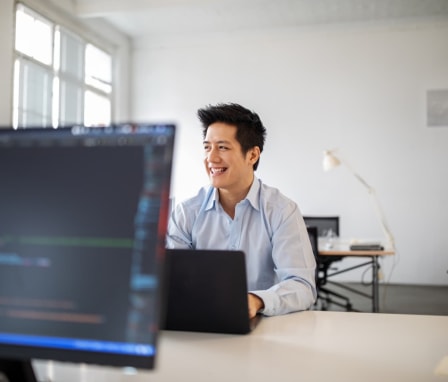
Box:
[0,123,175,371]
[162,249,261,335]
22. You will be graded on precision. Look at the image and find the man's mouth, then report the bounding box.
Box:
[210,167,227,175]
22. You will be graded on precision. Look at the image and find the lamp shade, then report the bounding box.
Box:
[323,150,341,172]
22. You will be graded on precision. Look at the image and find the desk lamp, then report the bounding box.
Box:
[323,149,395,251]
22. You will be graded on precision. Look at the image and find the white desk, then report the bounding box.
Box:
[319,241,395,312]
[34,311,448,382]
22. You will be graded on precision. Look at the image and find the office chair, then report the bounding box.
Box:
[304,216,354,311]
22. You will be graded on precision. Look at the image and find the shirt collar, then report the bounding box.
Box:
[245,176,260,211]
[204,176,260,211]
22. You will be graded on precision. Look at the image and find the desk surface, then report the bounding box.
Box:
[319,240,395,256]
[34,311,448,382]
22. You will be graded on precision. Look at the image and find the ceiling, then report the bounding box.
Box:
[74,0,448,38]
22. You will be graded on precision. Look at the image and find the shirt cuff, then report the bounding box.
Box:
[249,290,279,316]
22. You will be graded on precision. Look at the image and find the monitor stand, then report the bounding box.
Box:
[0,358,37,382]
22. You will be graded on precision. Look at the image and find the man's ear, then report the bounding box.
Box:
[248,146,261,165]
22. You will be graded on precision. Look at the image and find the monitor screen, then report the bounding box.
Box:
[0,123,175,379]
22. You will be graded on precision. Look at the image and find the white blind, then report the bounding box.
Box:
[58,28,84,125]
[15,59,52,127]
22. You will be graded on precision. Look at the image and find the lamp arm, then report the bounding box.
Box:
[352,171,374,193]
[341,160,395,250]
[367,188,396,251]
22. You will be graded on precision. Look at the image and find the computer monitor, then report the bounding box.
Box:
[303,216,339,238]
[0,123,175,381]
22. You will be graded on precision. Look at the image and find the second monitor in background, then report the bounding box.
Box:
[303,216,339,248]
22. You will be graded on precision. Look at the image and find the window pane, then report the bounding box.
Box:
[15,5,53,65]
[15,59,52,127]
[59,28,84,80]
[84,91,111,127]
[15,7,33,54]
[85,44,112,93]
[59,79,83,126]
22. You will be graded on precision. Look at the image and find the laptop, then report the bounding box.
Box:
[162,249,262,334]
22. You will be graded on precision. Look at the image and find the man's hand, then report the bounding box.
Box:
[248,293,264,318]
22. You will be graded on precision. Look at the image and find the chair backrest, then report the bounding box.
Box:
[306,225,319,257]
[303,216,339,238]
[306,225,321,289]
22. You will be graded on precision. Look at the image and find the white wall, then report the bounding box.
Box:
[0,0,14,125]
[132,21,448,286]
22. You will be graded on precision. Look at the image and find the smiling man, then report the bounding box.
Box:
[166,103,316,317]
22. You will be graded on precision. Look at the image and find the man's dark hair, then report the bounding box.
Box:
[197,103,267,170]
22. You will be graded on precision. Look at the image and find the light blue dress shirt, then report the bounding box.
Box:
[166,177,317,316]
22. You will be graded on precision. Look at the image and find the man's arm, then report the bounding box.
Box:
[249,201,317,316]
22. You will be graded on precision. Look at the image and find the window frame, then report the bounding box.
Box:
[13,2,115,128]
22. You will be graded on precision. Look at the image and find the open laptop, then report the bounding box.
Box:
[162,249,262,334]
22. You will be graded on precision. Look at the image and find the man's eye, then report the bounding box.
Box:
[204,146,210,151]
[219,146,228,150]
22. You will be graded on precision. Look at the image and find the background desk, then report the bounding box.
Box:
[319,242,394,312]
[34,311,448,382]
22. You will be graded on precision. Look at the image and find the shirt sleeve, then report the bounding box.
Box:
[249,202,317,316]
[166,203,194,249]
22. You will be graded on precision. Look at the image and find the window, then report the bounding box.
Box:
[13,3,112,128]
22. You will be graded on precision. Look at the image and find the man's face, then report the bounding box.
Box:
[203,122,259,193]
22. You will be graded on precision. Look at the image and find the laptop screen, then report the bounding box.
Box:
[0,124,175,372]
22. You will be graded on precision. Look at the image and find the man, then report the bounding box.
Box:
[166,103,316,318]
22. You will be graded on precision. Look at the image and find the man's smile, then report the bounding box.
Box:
[210,167,228,175]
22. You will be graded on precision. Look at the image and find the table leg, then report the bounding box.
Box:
[372,256,379,312]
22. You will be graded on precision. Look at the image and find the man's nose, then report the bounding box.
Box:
[207,147,220,162]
